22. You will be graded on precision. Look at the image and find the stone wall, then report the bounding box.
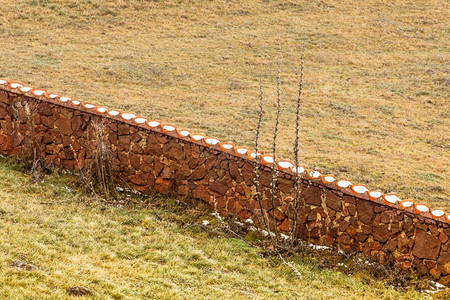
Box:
[0,79,449,284]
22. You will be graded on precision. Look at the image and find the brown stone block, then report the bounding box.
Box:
[71,116,84,135]
[118,152,129,166]
[439,232,449,244]
[228,161,243,182]
[117,123,130,136]
[161,167,173,180]
[107,122,118,132]
[54,115,72,136]
[145,134,162,156]
[108,132,117,145]
[118,135,131,151]
[177,184,189,196]
[356,232,369,242]
[129,153,141,170]
[131,173,151,186]
[437,251,450,275]
[326,190,342,211]
[278,178,294,194]
[162,141,185,162]
[154,159,164,177]
[193,184,210,202]
[131,132,142,143]
[347,203,356,216]
[356,199,375,225]
[60,159,74,170]
[156,134,168,144]
[10,132,23,148]
[0,106,7,120]
[154,177,172,194]
[346,225,357,237]
[336,233,351,245]
[413,229,441,260]
[338,220,349,232]
[343,195,356,205]
[37,102,53,116]
[303,185,322,206]
[237,209,252,220]
[373,224,390,243]
[190,165,207,181]
[307,209,317,221]
[41,133,56,148]
[383,238,397,253]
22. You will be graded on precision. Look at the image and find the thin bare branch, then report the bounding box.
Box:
[292,49,305,241]
[254,75,271,235]
[270,66,282,238]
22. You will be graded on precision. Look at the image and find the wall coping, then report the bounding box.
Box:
[0,78,448,226]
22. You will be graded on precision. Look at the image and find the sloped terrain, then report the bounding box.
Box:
[0,158,439,299]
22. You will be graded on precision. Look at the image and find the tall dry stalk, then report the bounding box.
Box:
[90,121,116,200]
[254,75,271,235]
[292,51,305,242]
[270,67,282,237]
[23,101,45,182]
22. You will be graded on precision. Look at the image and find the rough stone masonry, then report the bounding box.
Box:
[0,80,449,284]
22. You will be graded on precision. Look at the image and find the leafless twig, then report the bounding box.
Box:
[270,66,282,240]
[292,49,305,242]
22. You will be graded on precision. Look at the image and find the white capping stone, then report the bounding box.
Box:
[0,80,7,85]
[192,134,205,141]
[221,143,233,150]
[368,191,383,199]
[352,185,369,194]
[121,113,136,120]
[384,194,400,204]
[431,209,445,217]
[33,89,45,96]
[205,138,220,145]
[179,130,190,137]
[134,117,147,124]
[108,110,120,116]
[292,166,305,174]
[278,161,294,169]
[49,94,58,98]
[309,170,321,178]
[71,100,81,105]
[416,204,429,212]
[84,103,95,109]
[147,121,161,128]
[263,156,275,164]
[19,87,32,92]
[236,148,248,154]
[96,107,108,113]
[337,180,352,188]
[163,125,176,131]
[323,176,336,183]
[10,83,23,88]
[59,96,71,102]
[401,201,414,208]
[250,152,261,158]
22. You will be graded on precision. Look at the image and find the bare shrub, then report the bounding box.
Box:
[72,121,116,201]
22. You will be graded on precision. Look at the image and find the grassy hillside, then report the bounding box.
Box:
[0,157,442,299]
[0,1,448,208]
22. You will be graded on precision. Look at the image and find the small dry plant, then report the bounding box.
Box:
[21,101,46,183]
[71,121,117,201]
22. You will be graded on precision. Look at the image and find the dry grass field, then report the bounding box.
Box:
[0,0,448,210]
[0,157,441,299]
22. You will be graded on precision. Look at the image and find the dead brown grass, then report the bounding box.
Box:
[0,0,448,208]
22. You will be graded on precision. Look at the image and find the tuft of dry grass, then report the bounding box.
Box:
[0,157,441,299]
[0,0,448,210]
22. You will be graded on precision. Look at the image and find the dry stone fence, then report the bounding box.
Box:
[0,79,449,284]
